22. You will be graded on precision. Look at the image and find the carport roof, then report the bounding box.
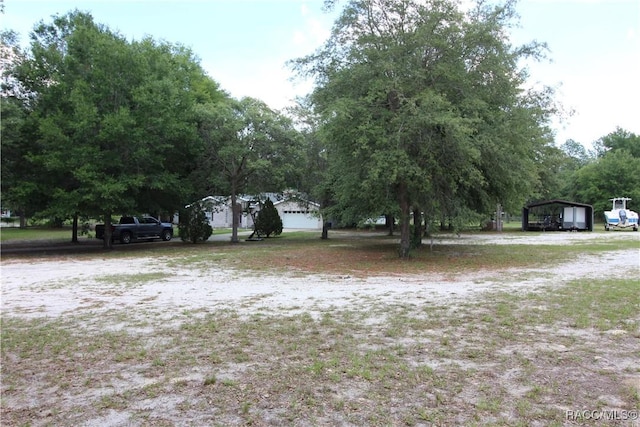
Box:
[525,199,592,209]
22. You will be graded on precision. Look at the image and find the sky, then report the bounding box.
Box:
[2,0,639,148]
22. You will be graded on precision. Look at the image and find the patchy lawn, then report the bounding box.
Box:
[2,230,639,426]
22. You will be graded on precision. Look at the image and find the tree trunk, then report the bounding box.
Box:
[71,214,78,243]
[321,222,329,239]
[412,208,422,248]
[103,212,113,249]
[19,211,26,229]
[230,188,240,243]
[386,214,394,236]
[398,185,411,258]
[320,197,330,240]
[424,216,431,237]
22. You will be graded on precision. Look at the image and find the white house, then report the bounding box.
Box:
[182,193,322,230]
[197,195,254,229]
[274,199,322,230]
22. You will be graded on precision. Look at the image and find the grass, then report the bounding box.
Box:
[4,228,637,278]
[155,229,639,276]
[6,273,637,425]
[0,224,239,243]
[539,278,639,331]
[1,229,639,425]
[0,226,75,242]
[0,220,615,243]
[94,272,172,287]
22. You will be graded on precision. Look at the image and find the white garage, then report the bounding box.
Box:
[274,199,322,230]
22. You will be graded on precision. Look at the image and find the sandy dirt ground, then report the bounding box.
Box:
[1,230,639,427]
[2,231,638,320]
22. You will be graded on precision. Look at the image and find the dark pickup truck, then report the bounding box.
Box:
[95,216,174,244]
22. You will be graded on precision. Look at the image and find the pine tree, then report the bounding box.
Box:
[255,199,283,237]
[178,200,213,243]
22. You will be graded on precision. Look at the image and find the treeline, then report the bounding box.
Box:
[555,129,640,215]
[1,11,305,247]
[2,1,638,256]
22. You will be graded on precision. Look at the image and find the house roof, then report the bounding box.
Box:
[273,198,320,208]
[193,192,318,208]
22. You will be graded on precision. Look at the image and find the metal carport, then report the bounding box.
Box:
[522,200,594,231]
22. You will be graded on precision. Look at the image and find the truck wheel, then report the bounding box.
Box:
[161,230,172,241]
[120,231,132,244]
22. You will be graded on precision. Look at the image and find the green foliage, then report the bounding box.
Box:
[178,201,213,243]
[194,97,303,242]
[530,144,573,201]
[524,128,640,206]
[594,127,640,158]
[292,0,555,256]
[554,128,640,214]
[0,29,48,219]
[560,139,593,168]
[288,102,332,214]
[5,11,226,243]
[571,149,640,214]
[254,199,283,238]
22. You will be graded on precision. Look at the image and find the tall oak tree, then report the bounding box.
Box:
[293,0,555,256]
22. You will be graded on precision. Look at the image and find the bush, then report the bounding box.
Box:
[254,199,283,237]
[178,201,213,243]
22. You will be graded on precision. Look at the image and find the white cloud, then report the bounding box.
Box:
[292,29,307,47]
[292,3,331,49]
[204,57,309,110]
[527,0,628,3]
[199,2,333,110]
[550,56,640,145]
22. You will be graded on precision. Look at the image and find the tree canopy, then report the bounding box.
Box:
[293,0,555,256]
[4,11,225,246]
[4,5,636,251]
[568,129,640,214]
[194,97,304,242]
[593,127,640,159]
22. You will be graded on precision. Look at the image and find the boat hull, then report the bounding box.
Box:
[604,209,639,231]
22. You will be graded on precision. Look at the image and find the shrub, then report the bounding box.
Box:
[178,201,213,243]
[254,199,283,237]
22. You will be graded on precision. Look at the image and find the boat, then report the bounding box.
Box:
[604,197,638,231]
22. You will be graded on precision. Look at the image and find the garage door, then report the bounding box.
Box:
[282,210,319,229]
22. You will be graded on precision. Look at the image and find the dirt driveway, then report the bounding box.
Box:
[2,231,639,426]
[2,231,638,319]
